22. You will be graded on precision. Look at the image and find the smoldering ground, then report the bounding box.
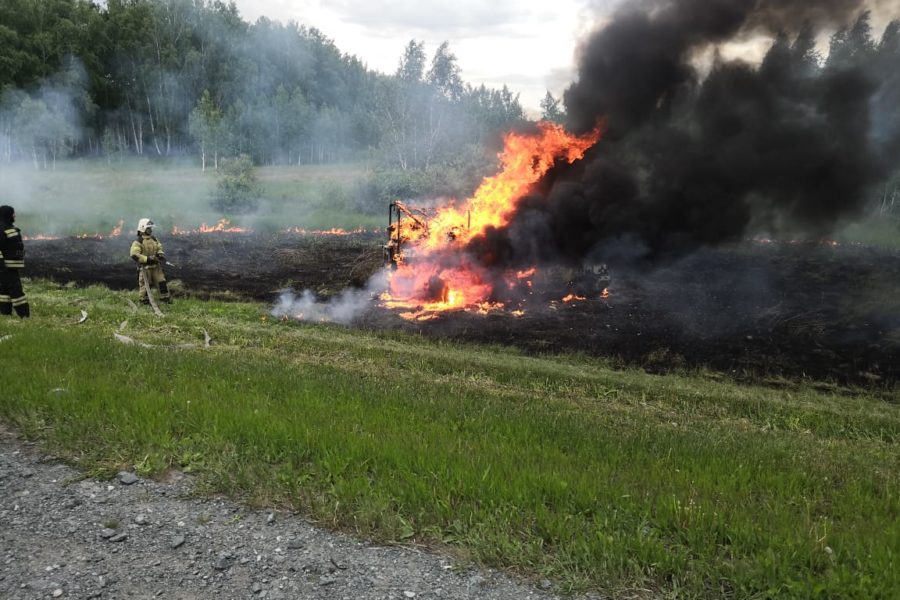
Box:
[271,271,389,324]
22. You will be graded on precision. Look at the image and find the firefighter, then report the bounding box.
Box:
[0,205,30,318]
[129,218,171,305]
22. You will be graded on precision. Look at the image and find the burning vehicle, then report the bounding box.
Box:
[383,201,433,270]
[383,200,611,304]
[379,122,606,320]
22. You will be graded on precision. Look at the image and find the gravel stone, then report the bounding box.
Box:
[0,424,583,599]
[214,554,232,571]
[117,472,139,486]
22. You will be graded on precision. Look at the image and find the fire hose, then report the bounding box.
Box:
[140,270,164,317]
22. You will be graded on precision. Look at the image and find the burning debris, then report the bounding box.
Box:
[368,1,900,332]
[380,122,606,320]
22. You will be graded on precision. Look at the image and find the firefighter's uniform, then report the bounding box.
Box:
[129,218,171,304]
[0,205,29,318]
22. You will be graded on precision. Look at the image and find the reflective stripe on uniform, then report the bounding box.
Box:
[4,229,19,237]
[0,295,10,302]
[4,260,24,268]
[11,295,27,306]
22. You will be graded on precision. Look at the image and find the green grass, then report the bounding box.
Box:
[0,159,382,235]
[1,280,898,598]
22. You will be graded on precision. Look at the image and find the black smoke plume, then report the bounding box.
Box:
[468,0,900,266]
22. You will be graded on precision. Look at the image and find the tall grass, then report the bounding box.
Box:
[1,281,897,598]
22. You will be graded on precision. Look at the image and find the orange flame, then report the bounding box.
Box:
[280,227,370,236]
[386,122,603,317]
[172,219,248,235]
[70,219,126,240]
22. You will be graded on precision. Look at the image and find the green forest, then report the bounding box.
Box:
[0,0,532,172]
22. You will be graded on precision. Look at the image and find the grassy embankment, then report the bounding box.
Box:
[0,160,382,235]
[1,280,898,599]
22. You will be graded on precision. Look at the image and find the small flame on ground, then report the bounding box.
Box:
[172,219,247,235]
[75,219,126,240]
[281,227,370,236]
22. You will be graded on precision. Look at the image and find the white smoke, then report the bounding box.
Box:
[271,269,389,324]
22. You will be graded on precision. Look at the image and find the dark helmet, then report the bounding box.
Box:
[0,205,13,223]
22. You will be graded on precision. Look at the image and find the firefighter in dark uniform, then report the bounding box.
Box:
[0,205,30,318]
[129,218,171,304]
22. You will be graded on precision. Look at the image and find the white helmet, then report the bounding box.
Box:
[137,218,154,233]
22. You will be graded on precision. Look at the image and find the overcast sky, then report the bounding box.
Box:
[231,0,617,115]
[230,1,899,115]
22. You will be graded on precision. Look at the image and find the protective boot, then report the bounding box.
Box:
[13,302,29,318]
[159,281,172,304]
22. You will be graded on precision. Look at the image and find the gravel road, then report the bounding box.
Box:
[0,426,599,600]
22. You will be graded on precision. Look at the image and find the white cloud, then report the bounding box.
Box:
[325,0,527,37]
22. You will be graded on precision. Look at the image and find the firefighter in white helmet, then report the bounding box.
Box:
[129,218,171,304]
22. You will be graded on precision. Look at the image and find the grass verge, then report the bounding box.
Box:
[1,281,898,598]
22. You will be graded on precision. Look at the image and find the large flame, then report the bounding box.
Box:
[385,122,603,317]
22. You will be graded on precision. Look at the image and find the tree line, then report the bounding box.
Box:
[0,0,532,170]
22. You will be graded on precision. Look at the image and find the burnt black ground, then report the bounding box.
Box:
[368,243,900,387]
[26,234,900,387]
[26,233,383,300]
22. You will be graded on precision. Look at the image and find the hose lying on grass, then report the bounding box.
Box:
[113,320,211,350]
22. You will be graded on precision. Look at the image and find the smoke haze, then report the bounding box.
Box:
[468,0,900,266]
[271,271,388,323]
